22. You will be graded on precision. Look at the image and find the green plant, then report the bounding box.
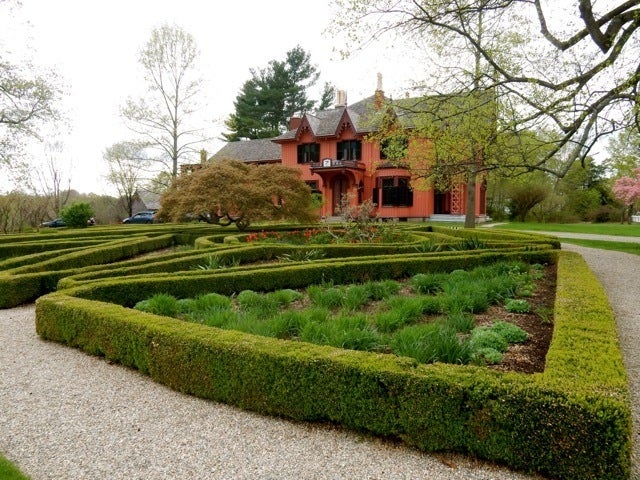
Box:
[413,240,443,253]
[277,249,326,262]
[505,298,531,313]
[391,323,471,364]
[236,290,279,317]
[184,293,232,322]
[490,320,528,343]
[410,272,445,294]
[362,279,401,300]
[440,282,489,314]
[263,310,309,339]
[384,296,425,323]
[307,285,344,310]
[202,309,240,328]
[469,327,508,352]
[472,347,503,365]
[134,293,180,317]
[60,201,94,228]
[448,236,487,251]
[535,306,554,324]
[267,289,303,307]
[419,296,442,315]
[193,254,240,270]
[444,312,475,334]
[342,284,371,311]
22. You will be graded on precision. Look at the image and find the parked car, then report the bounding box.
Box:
[122,211,157,224]
[41,218,66,228]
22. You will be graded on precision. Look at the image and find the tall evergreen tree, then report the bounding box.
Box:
[223,46,332,141]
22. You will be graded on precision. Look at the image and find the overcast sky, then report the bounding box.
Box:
[2,0,421,195]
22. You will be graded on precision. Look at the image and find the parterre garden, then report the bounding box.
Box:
[0,222,632,479]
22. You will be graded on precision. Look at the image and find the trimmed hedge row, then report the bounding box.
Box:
[34,250,631,479]
[57,240,554,289]
[0,238,109,260]
[60,248,558,308]
[0,235,177,308]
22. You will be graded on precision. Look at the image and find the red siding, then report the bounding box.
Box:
[274,115,485,219]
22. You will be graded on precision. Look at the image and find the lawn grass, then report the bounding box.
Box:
[491,221,640,237]
[488,222,640,256]
[0,455,30,480]
[558,238,640,256]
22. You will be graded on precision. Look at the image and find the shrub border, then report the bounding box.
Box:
[34,250,631,479]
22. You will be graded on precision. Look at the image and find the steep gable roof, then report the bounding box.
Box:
[210,138,281,163]
[133,188,161,211]
[273,94,387,143]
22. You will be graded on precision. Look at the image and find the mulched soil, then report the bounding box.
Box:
[480,263,556,374]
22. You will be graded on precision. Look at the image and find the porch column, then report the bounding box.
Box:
[451,184,462,215]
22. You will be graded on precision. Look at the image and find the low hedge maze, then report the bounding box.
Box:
[0,223,630,479]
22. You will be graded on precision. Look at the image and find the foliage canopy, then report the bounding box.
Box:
[223,46,334,141]
[333,0,640,174]
[158,159,319,228]
[121,24,205,181]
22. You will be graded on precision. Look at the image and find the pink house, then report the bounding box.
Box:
[212,87,487,222]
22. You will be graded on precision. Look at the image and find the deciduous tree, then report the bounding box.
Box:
[121,24,205,180]
[158,159,318,229]
[612,167,640,222]
[605,128,640,178]
[104,141,152,217]
[333,0,640,175]
[0,1,61,185]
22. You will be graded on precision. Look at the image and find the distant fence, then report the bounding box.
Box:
[632,214,640,223]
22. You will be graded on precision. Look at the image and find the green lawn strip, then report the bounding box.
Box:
[559,238,640,256]
[34,249,630,479]
[492,222,640,237]
[0,454,30,480]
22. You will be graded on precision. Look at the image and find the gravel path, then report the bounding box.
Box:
[561,243,640,480]
[1,234,638,480]
[0,308,544,480]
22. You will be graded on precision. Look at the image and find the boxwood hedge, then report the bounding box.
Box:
[34,246,630,480]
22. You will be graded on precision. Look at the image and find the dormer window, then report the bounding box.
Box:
[297,143,320,164]
[336,140,361,161]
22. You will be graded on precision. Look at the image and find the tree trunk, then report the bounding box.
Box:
[464,169,477,229]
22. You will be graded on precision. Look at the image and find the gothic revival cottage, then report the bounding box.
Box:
[212,84,487,222]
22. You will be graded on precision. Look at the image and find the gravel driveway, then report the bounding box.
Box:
[0,235,638,479]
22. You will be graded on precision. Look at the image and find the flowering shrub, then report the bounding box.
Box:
[612,167,640,222]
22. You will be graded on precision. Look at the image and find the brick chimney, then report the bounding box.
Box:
[374,72,384,111]
[335,89,347,108]
[289,116,302,130]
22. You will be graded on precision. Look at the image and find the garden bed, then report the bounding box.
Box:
[28,227,630,479]
[133,262,556,373]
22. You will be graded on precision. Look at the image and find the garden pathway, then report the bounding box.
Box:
[0,232,638,479]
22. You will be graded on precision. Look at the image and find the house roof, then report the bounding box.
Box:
[134,188,161,210]
[210,89,496,162]
[272,94,384,142]
[210,138,281,163]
